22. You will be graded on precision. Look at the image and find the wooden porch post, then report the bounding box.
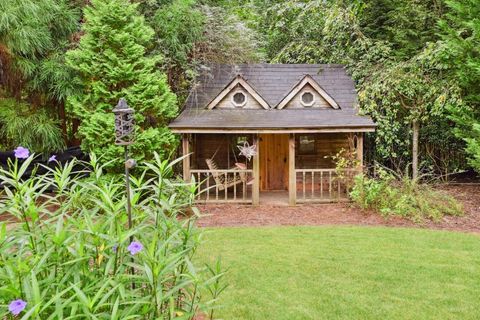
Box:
[356,133,364,171]
[252,134,260,205]
[288,133,296,206]
[182,134,191,182]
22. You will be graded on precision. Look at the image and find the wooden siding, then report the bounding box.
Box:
[215,84,263,109]
[187,132,361,205]
[284,83,331,109]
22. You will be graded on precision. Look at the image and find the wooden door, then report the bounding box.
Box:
[259,134,289,191]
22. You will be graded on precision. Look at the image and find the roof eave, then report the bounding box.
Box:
[170,126,376,134]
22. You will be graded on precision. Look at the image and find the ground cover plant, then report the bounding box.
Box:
[0,153,224,319]
[350,168,463,222]
[197,226,480,320]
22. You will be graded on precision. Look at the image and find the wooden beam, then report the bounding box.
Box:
[171,127,376,134]
[288,133,296,206]
[356,133,364,171]
[182,134,191,182]
[252,134,260,205]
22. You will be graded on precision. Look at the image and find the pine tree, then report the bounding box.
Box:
[0,0,79,148]
[440,0,480,104]
[0,0,78,100]
[66,0,177,169]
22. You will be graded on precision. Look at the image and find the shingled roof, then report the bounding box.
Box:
[169,64,376,132]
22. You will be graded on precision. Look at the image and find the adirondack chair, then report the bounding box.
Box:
[205,158,247,191]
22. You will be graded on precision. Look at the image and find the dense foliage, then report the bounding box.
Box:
[0,154,225,319]
[0,0,80,151]
[439,0,480,172]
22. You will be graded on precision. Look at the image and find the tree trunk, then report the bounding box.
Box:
[412,120,420,180]
[57,100,68,144]
[71,118,81,146]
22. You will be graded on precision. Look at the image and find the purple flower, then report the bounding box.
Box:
[48,155,57,163]
[14,146,29,159]
[112,244,118,253]
[127,241,143,255]
[9,299,27,316]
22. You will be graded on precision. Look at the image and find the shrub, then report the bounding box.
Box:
[0,98,65,155]
[66,0,178,171]
[0,153,224,319]
[350,168,463,222]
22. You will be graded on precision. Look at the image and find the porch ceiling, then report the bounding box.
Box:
[169,109,376,133]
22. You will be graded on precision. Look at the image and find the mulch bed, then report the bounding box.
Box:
[196,184,480,234]
[2,185,480,234]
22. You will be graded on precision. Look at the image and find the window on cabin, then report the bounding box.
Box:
[232,91,247,107]
[298,135,316,155]
[301,91,315,107]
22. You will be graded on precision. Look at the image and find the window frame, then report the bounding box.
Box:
[297,134,316,155]
[231,90,247,107]
[300,90,315,107]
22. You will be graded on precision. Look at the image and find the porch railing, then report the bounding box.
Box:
[190,169,253,204]
[295,168,359,203]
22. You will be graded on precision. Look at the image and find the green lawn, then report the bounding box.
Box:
[197,226,480,320]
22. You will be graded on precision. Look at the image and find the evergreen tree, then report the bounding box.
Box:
[439,0,480,171]
[440,0,480,104]
[0,0,80,148]
[66,0,178,169]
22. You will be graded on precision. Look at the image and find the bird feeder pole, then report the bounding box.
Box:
[113,98,136,286]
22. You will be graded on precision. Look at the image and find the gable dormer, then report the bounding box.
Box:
[276,75,339,110]
[206,75,269,110]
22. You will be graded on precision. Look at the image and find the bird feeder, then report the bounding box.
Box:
[113,98,135,145]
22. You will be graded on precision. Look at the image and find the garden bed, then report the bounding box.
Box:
[197,184,480,233]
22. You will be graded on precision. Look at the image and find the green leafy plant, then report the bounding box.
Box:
[0,153,224,319]
[327,141,360,192]
[350,167,463,222]
[0,98,65,155]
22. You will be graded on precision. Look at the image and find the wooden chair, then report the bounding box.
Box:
[205,158,246,191]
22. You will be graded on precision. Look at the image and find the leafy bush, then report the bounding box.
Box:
[0,98,65,155]
[350,168,463,222]
[0,153,225,319]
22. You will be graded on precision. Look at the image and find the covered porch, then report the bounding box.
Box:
[181,131,364,205]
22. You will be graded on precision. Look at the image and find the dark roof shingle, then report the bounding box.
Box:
[170,64,375,131]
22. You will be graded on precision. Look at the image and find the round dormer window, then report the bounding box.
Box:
[301,91,315,107]
[232,91,247,107]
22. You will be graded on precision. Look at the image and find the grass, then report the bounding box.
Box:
[197,226,480,320]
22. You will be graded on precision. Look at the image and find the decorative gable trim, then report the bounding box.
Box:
[276,75,340,110]
[206,75,270,110]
